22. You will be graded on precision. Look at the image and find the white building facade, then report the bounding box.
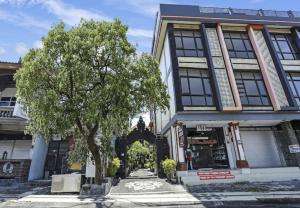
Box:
[151,4,300,184]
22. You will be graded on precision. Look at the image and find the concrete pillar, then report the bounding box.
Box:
[229,123,249,170]
[216,24,242,111]
[223,126,236,169]
[276,122,300,166]
[28,134,48,181]
[248,26,281,111]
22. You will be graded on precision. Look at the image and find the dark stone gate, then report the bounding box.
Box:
[115,117,169,178]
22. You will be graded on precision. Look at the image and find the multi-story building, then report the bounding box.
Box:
[151,4,300,184]
[0,61,70,182]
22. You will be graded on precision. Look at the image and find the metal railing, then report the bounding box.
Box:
[0,107,15,118]
[198,6,298,19]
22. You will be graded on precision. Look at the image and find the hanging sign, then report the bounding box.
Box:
[289,145,300,153]
[196,125,212,132]
[177,126,184,147]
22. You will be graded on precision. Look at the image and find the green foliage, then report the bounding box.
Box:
[162,159,177,180]
[107,157,121,177]
[127,140,150,168]
[15,18,169,183]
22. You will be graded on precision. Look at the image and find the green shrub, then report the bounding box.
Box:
[107,157,121,177]
[144,162,151,169]
[162,159,176,180]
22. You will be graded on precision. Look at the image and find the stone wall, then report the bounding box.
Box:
[274,122,300,166]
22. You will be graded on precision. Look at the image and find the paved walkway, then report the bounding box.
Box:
[110,178,185,194]
[2,191,300,207]
[128,168,156,178]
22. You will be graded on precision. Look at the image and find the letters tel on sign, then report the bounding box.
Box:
[196,125,212,132]
[288,145,300,153]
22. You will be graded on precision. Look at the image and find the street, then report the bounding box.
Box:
[1,169,300,207]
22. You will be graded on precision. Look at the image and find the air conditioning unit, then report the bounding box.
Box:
[51,174,81,193]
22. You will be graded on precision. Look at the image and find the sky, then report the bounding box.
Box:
[1,0,299,125]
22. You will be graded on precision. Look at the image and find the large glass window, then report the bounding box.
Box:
[271,34,300,60]
[234,71,271,106]
[224,32,256,59]
[174,30,205,57]
[0,97,16,107]
[179,68,214,106]
[287,72,300,106]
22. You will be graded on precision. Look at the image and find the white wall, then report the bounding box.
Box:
[0,139,31,160]
[155,32,177,134]
[0,87,16,97]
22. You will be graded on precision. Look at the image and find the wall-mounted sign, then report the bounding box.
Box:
[2,162,14,174]
[177,126,184,147]
[196,125,212,132]
[289,145,300,153]
[189,139,217,145]
[191,137,209,140]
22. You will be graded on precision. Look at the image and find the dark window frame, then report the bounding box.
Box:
[271,33,300,60]
[0,96,16,107]
[234,71,271,106]
[224,31,256,59]
[174,30,205,57]
[287,72,300,106]
[179,68,215,107]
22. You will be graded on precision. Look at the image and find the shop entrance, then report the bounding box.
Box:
[186,127,229,170]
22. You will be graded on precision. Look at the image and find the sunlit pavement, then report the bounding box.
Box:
[1,170,300,207]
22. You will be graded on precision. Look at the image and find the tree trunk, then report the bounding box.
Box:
[92,149,103,184]
[87,134,103,185]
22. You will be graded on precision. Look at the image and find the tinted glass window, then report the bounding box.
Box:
[234,71,271,106]
[287,72,300,107]
[224,32,256,59]
[174,30,205,57]
[179,68,214,106]
[271,33,300,60]
[0,97,16,107]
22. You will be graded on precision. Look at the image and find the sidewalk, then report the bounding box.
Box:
[1,191,300,203]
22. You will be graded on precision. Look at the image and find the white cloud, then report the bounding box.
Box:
[0,47,5,55]
[127,28,153,38]
[16,42,29,56]
[0,10,51,30]
[33,40,43,49]
[105,0,174,16]
[42,0,111,26]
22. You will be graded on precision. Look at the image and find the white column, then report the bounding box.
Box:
[28,134,48,181]
[229,123,249,172]
[223,126,236,169]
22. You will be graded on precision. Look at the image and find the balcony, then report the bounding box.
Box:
[0,107,15,119]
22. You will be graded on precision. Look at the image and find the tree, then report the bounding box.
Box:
[15,19,169,184]
[127,140,151,170]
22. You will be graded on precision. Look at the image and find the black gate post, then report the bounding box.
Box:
[156,135,170,178]
[116,136,127,179]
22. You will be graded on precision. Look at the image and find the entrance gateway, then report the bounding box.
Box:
[115,117,169,178]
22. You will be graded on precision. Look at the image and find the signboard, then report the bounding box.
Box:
[177,126,185,147]
[289,145,300,153]
[85,154,95,178]
[189,139,217,145]
[198,170,235,180]
[196,125,212,132]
